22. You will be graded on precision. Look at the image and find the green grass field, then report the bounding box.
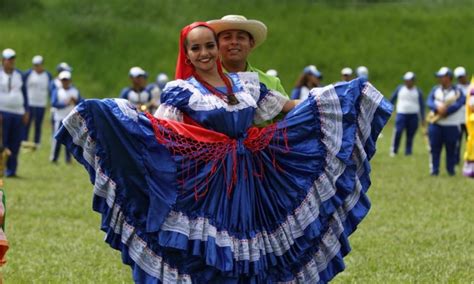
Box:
[2,115,473,283]
[1,0,474,282]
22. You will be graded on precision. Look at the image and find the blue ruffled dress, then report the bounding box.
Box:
[56,72,392,283]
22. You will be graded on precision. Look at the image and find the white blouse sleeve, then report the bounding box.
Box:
[254,89,289,125]
[154,104,184,122]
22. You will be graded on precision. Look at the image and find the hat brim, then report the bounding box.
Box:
[207,20,267,48]
[435,72,451,78]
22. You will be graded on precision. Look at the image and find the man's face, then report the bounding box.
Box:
[33,64,44,73]
[458,76,468,85]
[131,76,147,89]
[404,79,415,88]
[438,75,452,88]
[61,79,71,89]
[217,30,255,65]
[2,58,15,70]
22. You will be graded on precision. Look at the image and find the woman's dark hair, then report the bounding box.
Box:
[294,73,319,89]
[184,25,219,49]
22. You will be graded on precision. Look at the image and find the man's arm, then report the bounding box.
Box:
[446,89,466,115]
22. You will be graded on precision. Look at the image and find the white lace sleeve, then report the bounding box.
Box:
[254,90,289,125]
[154,104,184,122]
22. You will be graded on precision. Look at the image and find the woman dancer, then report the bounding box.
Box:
[56,22,392,283]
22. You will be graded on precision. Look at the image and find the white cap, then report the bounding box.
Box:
[303,65,322,78]
[454,66,466,78]
[435,66,452,77]
[32,55,44,65]
[403,71,415,81]
[58,70,72,80]
[57,62,72,72]
[266,69,278,77]
[156,73,169,84]
[341,67,353,76]
[2,48,16,59]
[356,66,369,78]
[129,66,147,78]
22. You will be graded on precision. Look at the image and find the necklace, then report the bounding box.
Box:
[193,71,240,105]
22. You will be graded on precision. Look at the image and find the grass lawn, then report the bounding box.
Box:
[0,111,473,283]
[0,0,473,282]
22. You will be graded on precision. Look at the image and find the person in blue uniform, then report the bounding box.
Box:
[341,67,353,82]
[55,22,392,283]
[120,67,155,112]
[49,62,72,133]
[453,66,469,164]
[290,65,323,100]
[454,66,469,139]
[23,55,53,146]
[0,48,29,177]
[50,71,81,163]
[389,72,425,156]
[146,72,169,110]
[356,66,369,80]
[426,67,466,176]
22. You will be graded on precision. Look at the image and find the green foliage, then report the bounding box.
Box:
[0,0,473,98]
[0,0,42,17]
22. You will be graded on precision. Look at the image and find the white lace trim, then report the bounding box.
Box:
[154,104,184,122]
[254,90,289,125]
[110,205,192,283]
[115,98,139,122]
[311,86,345,202]
[236,72,261,101]
[63,103,191,283]
[359,83,383,144]
[164,74,259,113]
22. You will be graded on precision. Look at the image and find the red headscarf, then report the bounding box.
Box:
[175,22,224,80]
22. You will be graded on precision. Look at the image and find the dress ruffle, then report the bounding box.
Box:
[56,78,392,283]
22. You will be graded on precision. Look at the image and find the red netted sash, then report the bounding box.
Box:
[145,113,289,200]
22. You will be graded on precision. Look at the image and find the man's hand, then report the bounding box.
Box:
[22,112,30,125]
[437,104,448,117]
[68,98,77,106]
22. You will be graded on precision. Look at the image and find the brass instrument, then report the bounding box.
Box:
[426,91,460,124]
[136,101,159,114]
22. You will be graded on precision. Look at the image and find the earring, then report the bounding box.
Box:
[185,59,192,65]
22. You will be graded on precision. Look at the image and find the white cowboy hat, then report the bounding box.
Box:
[207,15,267,48]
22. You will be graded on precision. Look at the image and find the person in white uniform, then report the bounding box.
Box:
[341,67,353,82]
[146,72,169,111]
[389,72,425,156]
[49,62,72,133]
[0,48,29,177]
[356,66,369,80]
[50,71,81,163]
[454,66,469,138]
[120,67,154,112]
[22,55,52,146]
[426,67,466,176]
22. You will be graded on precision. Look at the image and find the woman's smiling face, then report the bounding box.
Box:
[185,26,218,73]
